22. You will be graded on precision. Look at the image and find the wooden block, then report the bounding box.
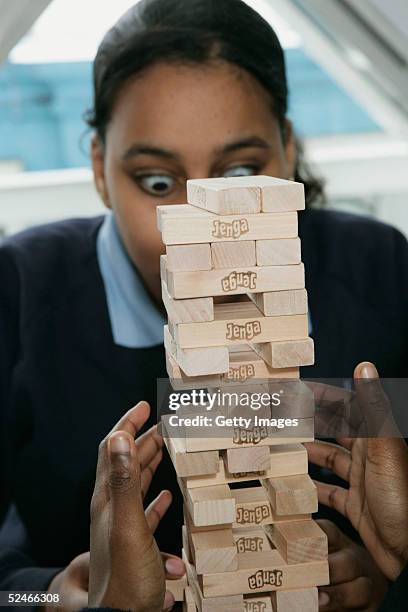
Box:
[183,550,244,612]
[252,338,314,369]
[264,520,328,564]
[162,277,214,324]
[249,288,308,316]
[211,241,256,269]
[228,175,305,213]
[256,238,301,266]
[162,430,219,478]
[262,474,318,516]
[167,263,305,299]
[187,177,261,215]
[184,483,236,526]
[199,550,329,597]
[173,302,308,349]
[183,586,198,612]
[165,350,221,389]
[221,348,298,383]
[157,204,206,231]
[244,594,273,612]
[234,527,272,554]
[233,487,310,529]
[190,528,238,573]
[166,575,187,601]
[271,587,318,612]
[159,206,298,245]
[164,325,228,376]
[166,243,212,272]
[184,444,308,489]
[224,446,271,474]
[182,524,193,563]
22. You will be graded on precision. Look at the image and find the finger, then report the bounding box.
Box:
[162,553,186,579]
[314,481,348,519]
[141,449,163,498]
[163,590,175,611]
[316,519,350,554]
[136,425,164,470]
[145,490,172,533]
[327,548,363,585]
[336,437,355,451]
[354,362,398,437]
[305,441,351,483]
[110,401,151,439]
[319,577,372,611]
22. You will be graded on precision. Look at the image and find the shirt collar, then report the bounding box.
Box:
[96,212,165,348]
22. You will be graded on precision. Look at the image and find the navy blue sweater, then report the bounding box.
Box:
[0,210,407,601]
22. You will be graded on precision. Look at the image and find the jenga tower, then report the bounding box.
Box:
[157,176,329,612]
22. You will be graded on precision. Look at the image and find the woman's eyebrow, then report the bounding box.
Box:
[122,143,181,161]
[219,136,272,155]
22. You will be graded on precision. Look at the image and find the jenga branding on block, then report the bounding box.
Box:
[236,505,271,525]
[226,320,261,339]
[232,470,266,478]
[236,536,264,553]
[233,426,269,444]
[212,218,249,239]
[248,569,283,589]
[221,271,257,292]
[221,363,255,382]
[244,602,267,612]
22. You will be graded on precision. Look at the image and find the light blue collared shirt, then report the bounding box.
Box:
[97,212,312,348]
[97,212,165,348]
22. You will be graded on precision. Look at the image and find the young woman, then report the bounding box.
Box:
[1,0,407,610]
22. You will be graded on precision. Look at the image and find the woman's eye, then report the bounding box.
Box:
[223,165,257,178]
[136,174,175,196]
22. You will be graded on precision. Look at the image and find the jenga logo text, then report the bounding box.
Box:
[233,426,268,445]
[236,504,271,525]
[221,271,257,292]
[244,602,267,612]
[221,364,255,382]
[236,536,264,553]
[226,321,261,340]
[231,470,265,478]
[212,218,249,239]
[248,569,283,590]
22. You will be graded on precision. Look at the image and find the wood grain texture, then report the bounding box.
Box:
[256,238,301,266]
[162,428,220,478]
[167,263,305,299]
[248,288,308,316]
[264,520,328,564]
[251,338,314,369]
[164,324,229,376]
[183,483,236,526]
[224,445,271,474]
[162,277,214,324]
[262,474,318,516]
[232,487,310,529]
[190,528,238,573]
[211,241,256,269]
[187,177,261,215]
[199,550,329,596]
[271,587,318,612]
[165,350,221,389]
[183,586,197,612]
[159,206,298,245]
[166,243,212,272]
[236,175,305,213]
[244,594,273,611]
[172,302,308,349]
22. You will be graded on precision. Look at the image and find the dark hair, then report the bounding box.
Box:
[86,0,325,206]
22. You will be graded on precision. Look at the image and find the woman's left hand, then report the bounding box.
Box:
[317,520,388,611]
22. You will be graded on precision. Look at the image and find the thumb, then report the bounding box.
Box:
[354,362,399,438]
[107,431,148,533]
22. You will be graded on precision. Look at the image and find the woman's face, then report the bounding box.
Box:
[92,61,296,302]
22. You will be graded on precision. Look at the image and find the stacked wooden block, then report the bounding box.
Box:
[158,176,329,611]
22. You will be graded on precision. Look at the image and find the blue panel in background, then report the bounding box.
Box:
[0,49,380,172]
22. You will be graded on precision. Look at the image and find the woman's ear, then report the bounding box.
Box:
[283,119,296,180]
[91,134,111,209]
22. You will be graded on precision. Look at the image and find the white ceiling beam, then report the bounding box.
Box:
[0,0,53,64]
[268,0,408,139]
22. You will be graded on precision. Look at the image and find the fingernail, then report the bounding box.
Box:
[163,590,175,610]
[319,591,330,606]
[165,558,185,576]
[360,362,379,379]
[109,434,130,454]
